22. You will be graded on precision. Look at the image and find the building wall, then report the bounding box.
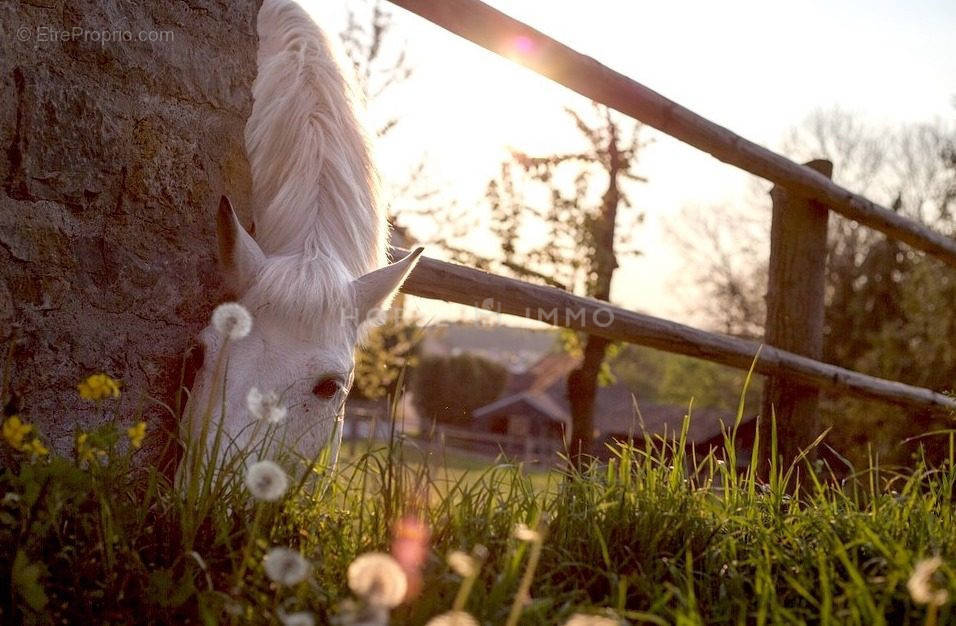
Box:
[0,1,260,454]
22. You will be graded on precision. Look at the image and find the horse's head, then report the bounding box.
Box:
[183,197,421,464]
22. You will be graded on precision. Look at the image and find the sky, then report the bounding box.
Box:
[304,0,956,328]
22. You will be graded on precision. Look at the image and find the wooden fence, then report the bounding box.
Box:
[384,0,956,466]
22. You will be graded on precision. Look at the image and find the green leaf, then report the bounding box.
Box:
[12,550,48,612]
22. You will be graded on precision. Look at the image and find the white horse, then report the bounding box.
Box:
[183,0,421,468]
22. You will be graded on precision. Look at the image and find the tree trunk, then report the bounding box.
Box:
[567,334,611,459]
[567,116,621,463]
[0,1,260,459]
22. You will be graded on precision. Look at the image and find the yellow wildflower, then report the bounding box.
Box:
[77,373,121,401]
[2,416,49,457]
[77,433,93,462]
[76,433,106,463]
[127,421,147,449]
[2,416,32,451]
[26,438,49,456]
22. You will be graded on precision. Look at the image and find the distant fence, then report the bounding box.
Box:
[342,412,560,461]
[432,424,560,461]
[385,0,956,465]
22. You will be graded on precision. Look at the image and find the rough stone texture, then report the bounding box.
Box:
[0,1,260,456]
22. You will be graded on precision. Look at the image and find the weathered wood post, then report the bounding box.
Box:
[759,159,832,478]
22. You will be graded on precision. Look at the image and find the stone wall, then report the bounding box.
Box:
[0,1,260,455]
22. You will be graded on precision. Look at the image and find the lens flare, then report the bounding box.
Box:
[512,35,535,56]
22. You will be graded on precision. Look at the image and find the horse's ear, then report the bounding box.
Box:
[217,195,264,293]
[352,247,424,325]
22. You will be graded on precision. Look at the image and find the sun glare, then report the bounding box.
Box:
[509,34,536,57]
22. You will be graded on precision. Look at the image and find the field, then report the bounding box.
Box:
[1,386,955,624]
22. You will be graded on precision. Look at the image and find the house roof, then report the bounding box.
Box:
[473,352,754,444]
[503,351,581,395]
[473,391,570,429]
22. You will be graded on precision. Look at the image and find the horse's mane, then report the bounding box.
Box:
[245,0,385,281]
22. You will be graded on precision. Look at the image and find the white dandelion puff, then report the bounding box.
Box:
[907,556,949,606]
[425,610,479,626]
[244,460,289,502]
[212,302,252,340]
[224,601,244,617]
[563,614,621,626]
[514,522,541,542]
[246,387,288,424]
[263,547,311,586]
[347,552,408,607]
[446,550,478,578]
[330,600,389,626]
[278,611,315,626]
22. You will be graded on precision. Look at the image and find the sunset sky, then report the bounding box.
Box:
[306,0,956,328]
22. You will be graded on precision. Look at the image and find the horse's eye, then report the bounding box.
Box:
[312,378,340,400]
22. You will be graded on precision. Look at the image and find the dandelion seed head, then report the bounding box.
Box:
[331,600,389,626]
[563,614,621,626]
[425,610,479,626]
[278,611,315,626]
[246,387,288,424]
[212,302,252,339]
[245,460,289,502]
[907,556,949,606]
[224,601,244,617]
[347,552,407,607]
[446,551,477,578]
[514,522,541,542]
[472,544,488,561]
[263,547,311,586]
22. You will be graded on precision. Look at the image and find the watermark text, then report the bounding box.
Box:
[17,25,175,46]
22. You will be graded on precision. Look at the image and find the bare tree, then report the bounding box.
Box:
[483,104,648,460]
[676,109,954,338]
[339,0,411,138]
[675,107,956,465]
[339,1,472,248]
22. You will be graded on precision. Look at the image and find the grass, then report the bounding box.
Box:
[1,374,955,624]
[339,437,555,495]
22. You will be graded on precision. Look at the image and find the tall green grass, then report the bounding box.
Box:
[1,386,954,624]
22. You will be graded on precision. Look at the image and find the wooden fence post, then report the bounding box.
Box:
[760,159,833,478]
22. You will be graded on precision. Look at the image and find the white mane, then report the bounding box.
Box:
[244,253,357,340]
[245,0,385,280]
[181,0,418,480]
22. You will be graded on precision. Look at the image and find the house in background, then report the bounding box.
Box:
[345,321,758,468]
[344,322,557,440]
[472,352,757,465]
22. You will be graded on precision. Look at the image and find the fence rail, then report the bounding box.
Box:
[397,248,956,415]
[387,0,956,268]
[384,0,956,466]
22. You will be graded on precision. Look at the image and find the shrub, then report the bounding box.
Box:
[411,354,508,427]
